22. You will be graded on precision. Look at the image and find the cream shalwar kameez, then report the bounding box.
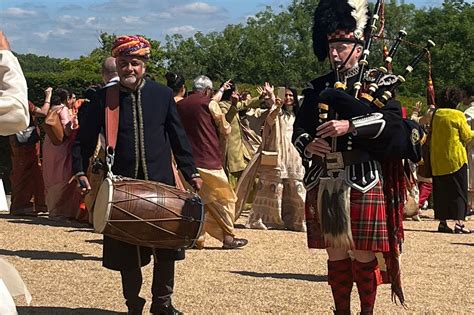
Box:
[248,105,306,231]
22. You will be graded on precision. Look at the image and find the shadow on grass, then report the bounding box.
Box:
[0,213,92,230]
[17,306,121,314]
[230,270,327,282]
[451,242,474,247]
[0,249,101,262]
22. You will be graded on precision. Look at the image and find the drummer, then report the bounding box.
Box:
[71,35,202,315]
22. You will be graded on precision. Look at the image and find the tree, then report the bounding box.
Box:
[408,0,473,92]
[15,53,64,73]
[60,32,166,81]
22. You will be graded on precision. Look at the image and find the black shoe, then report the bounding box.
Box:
[222,237,248,249]
[126,297,146,315]
[151,303,183,315]
[437,222,453,233]
[454,223,472,234]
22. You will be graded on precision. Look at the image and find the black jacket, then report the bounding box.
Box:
[72,78,197,183]
[71,78,198,270]
[292,72,422,191]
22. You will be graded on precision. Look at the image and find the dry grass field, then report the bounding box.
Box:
[0,210,473,315]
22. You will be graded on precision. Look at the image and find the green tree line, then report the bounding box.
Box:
[1,0,472,191]
[16,0,473,105]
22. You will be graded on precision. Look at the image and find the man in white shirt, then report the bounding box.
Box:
[0,31,29,135]
[101,56,119,86]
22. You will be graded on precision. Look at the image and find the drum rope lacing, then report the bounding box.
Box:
[111,180,202,222]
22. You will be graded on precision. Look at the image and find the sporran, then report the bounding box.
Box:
[317,172,353,249]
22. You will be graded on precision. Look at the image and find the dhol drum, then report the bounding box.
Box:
[93,177,204,249]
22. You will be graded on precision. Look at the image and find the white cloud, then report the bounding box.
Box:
[5,7,38,17]
[171,2,219,14]
[158,12,173,19]
[142,12,172,24]
[121,16,146,25]
[57,15,74,23]
[166,25,197,35]
[34,28,71,41]
[86,17,98,26]
[59,4,83,11]
[90,0,150,12]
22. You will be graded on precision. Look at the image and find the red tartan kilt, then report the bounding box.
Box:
[305,180,390,252]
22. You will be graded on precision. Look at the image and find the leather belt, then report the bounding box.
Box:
[316,150,373,170]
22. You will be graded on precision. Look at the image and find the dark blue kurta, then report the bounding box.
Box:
[72,78,198,270]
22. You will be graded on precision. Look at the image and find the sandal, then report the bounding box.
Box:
[437,222,453,233]
[222,237,248,249]
[454,224,472,234]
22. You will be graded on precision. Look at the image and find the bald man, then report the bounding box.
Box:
[101,56,119,86]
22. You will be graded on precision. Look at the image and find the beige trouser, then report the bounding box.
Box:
[197,201,235,247]
[194,168,237,247]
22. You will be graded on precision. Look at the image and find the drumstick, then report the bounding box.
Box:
[68,175,76,184]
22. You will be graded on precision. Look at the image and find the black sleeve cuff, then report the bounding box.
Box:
[293,133,313,157]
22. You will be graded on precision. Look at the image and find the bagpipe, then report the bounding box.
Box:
[319,0,435,163]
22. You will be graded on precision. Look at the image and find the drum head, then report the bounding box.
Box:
[93,178,113,233]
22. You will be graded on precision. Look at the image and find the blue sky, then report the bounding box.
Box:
[1,0,446,59]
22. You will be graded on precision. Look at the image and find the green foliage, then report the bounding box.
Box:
[16,53,64,73]
[409,0,473,90]
[2,0,472,186]
[13,1,474,101]
[164,0,473,97]
[25,71,101,105]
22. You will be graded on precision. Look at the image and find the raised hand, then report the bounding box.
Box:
[0,31,11,50]
[44,87,53,102]
[414,101,422,113]
[263,82,274,97]
[222,79,232,91]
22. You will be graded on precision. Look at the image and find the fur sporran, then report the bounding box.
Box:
[317,175,353,249]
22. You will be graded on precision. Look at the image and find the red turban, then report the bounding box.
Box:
[111,35,151,58]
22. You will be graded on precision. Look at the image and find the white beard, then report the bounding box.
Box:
[122,75,137,86]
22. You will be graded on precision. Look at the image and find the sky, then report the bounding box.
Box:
[0,0,447,59]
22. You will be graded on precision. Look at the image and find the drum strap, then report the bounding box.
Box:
[105,84,120,150]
